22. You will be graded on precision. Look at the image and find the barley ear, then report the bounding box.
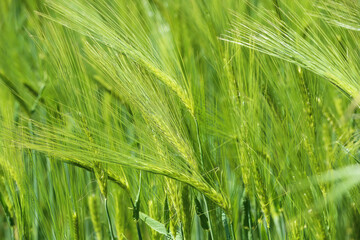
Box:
[72,211,79,240]
[88,194,102,240]
[94,162,108,198]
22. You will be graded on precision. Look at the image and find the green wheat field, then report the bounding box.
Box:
[1,0,360,239]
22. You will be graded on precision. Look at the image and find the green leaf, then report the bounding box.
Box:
[164,195,170,232]
[194,198,209,230]
[222,212,232,240]
[139,211,173,238]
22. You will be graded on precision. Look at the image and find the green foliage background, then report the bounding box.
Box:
[1,0,360,239]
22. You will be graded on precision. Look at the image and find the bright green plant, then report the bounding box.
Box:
[1,0,360,239]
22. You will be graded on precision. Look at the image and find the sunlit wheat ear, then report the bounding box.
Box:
[82,42,199,171]
[220,7,360,98]
[139,58,195,116]
[94,163,108,198]
[315,0,360,31]
[41,0,195,116]
[9,118,229,211]
[252,161,270,228]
